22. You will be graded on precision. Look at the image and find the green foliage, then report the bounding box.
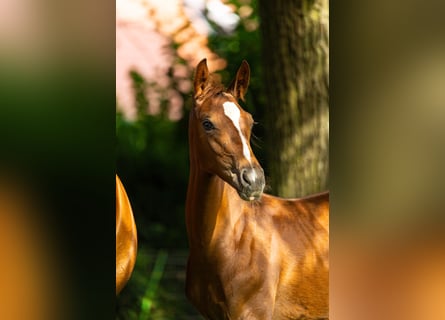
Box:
[208,0,264,113]
[116,247,200,319]
[116,72,197,318]
[138,249,168,319]
[116,71,190,249]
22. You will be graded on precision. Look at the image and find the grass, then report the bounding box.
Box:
[116,246,203,320]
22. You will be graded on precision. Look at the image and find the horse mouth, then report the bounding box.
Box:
[238,190,263,201]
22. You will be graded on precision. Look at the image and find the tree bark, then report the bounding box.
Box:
[258,0,329,197]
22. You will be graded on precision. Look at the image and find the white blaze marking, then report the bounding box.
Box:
[222,101,252,164]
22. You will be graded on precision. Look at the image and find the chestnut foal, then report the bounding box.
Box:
[185,59,329,319]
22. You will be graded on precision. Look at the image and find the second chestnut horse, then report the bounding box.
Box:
[185,59,329,319]
[116,175,138,295]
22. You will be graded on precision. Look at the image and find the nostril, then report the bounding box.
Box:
[240,169,252,187]
[241,168,256,187]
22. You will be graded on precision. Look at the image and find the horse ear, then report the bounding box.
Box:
[194,58,209,98]
[227,60,250,101]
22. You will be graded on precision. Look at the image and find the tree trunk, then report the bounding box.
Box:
[258,0,329,197]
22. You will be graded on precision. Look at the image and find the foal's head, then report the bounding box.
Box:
[190,59,265,201]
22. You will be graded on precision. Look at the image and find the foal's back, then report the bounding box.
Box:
[256,191,329,319]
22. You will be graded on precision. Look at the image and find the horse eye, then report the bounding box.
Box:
[202,119,215,131]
